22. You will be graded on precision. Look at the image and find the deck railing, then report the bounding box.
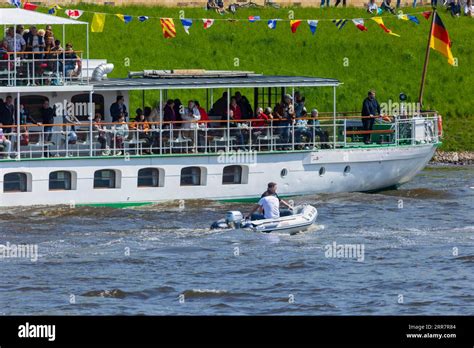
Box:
[0,50,85,86]
[0,112,440,160]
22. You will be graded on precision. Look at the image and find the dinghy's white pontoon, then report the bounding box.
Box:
[211,205,318,234]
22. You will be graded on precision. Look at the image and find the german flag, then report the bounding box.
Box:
[160,18,177,39]
[430,12,455,65]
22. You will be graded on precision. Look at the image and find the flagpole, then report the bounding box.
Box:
[418,9,436,107]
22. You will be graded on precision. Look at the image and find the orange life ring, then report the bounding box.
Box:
[437,115,443,137]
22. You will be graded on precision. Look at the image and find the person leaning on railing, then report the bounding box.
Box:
[361,89,381,144]
[39,100,56,143]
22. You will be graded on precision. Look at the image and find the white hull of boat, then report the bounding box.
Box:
[0,144,437,207]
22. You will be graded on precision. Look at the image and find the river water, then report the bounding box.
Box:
[0,166,473,315]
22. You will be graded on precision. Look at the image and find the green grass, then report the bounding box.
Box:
[18,4,474,150]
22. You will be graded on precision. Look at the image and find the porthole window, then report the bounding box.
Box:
[223,165,242,185]
[94,170,117,189]
[181,167,201,186]
[280,168,288,178]
[319,167,326,177]
[344,165,351,176]
[49,171,72,190]
[3,172,28,192]
[138,168,160,187]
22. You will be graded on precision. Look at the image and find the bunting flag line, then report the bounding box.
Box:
[352,18,368,31]
[24,2,39,11]
[203,18,215,29]
[48,4,61,15]
[248,16,261,22]
[91,13,106,33]
[181,18,193,34]
[430,12,455,65]
[332,19,348,30]
[160,18,176,38]
[371,17,400,37]
[138,16,149,22]
[267,19,278,29]
[65,9,84,20]
[422,11,432,20]
[290,20,302,33]
[307,20,318,35]
[116,14,133,23]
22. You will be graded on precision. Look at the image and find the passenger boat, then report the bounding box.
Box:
[0,9,442,208]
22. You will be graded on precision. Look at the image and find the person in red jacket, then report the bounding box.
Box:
[195,100,209,126]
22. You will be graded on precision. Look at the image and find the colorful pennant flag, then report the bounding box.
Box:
[407,15,420,24]
[138,16,149,22]
[422,11,432,20]
[203,19,215,29]
[307,20,318,35]
[290,20,302,33]
[23,2,39,11]
[116,14,133,23]
[398,14,419,24]
[8,0,21,8]
[160,18,177,38]
[248,16,261,22]
[65,9,84,20]
[91,13,106,33]
[48,4,61,15]
[181,19,193,34]
[268,19,278,29]
[332,19,348,30]
[352,19,368,32]
[371,17,400,37]
[430,12,455,65]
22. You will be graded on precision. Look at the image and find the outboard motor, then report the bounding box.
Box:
[225,211,243,229]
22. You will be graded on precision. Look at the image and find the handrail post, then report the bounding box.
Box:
[226,88,230,152]
[159,89,163,155]
[333,86,337,149]
[89,90,94,157]
[394,115,398,145]
[343,118,347,148]
[16,91,21,159]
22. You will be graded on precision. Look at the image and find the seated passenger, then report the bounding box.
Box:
[0,126,12,159]
[64,43,81,78]
[63,111,80,145]
[235,91,253,120]
[181,100,201,131]
[252,107,273,130]
[93,113,110,155]
[131,110,151,150]
[311,109,330,149]
[163,99,176,127]
[112,114,129,155]
[209,92,228,117]
[195,100,209,127]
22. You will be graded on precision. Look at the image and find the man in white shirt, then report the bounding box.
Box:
[246,182,292,220]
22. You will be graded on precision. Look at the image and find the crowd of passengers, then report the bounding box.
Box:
[0,25,81,82]
[0,91,330,158]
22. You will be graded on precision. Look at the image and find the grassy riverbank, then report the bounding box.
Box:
[20,5,474,150]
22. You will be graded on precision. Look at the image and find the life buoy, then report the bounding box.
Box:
[437,115,443,137]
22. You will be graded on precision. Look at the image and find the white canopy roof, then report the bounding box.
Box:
[0,8,87,25]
